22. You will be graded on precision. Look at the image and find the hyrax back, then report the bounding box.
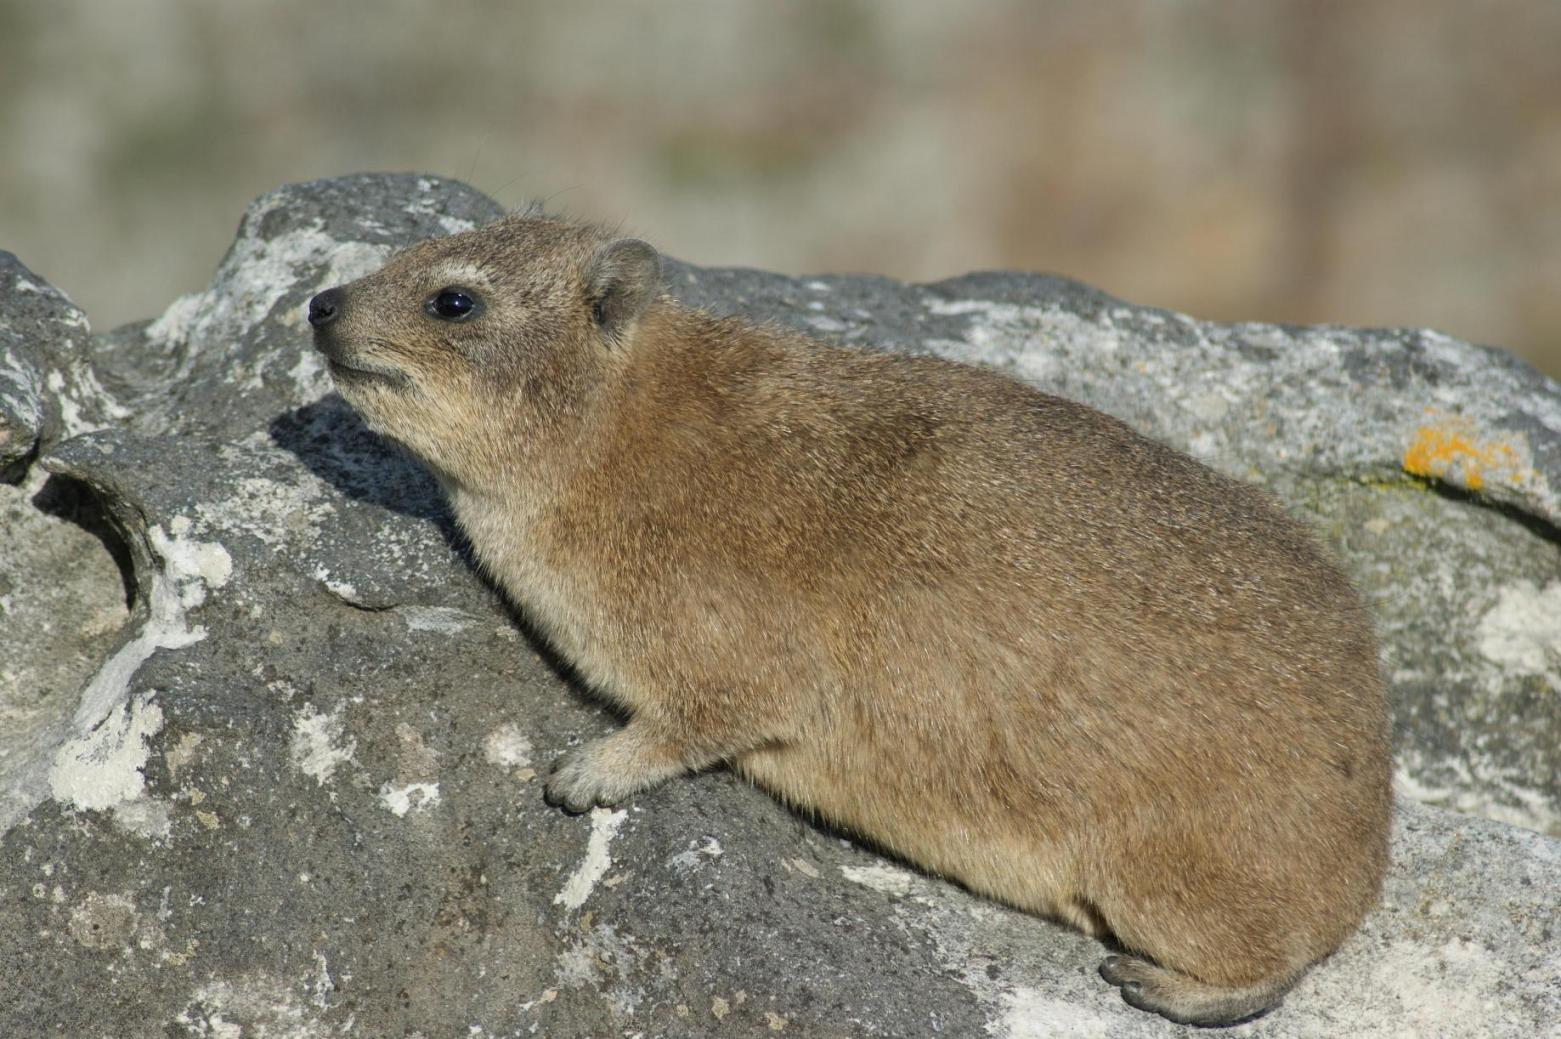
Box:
[309,214,1392,1026]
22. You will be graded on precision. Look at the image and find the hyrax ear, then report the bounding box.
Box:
[585,238,661,340]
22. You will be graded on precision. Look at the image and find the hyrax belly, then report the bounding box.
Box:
[732,717,1096,935]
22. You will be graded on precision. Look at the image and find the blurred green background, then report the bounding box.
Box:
[3,0,1558,377]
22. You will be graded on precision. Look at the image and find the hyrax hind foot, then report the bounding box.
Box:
[1099,955,1297,1027]
[544,725,691,814]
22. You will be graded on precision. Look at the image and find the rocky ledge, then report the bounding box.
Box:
[1,175,1557,1037]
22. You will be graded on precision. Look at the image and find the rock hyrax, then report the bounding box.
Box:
[308,213,1392,1026]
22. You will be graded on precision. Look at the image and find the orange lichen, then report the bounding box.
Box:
[1402,414,1531,492]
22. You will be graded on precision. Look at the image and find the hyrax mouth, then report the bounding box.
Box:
[324,354,410,391]
[312,329,412,392]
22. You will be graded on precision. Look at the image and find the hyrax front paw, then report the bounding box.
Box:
[544,728,689,815]
[544,745,624,814]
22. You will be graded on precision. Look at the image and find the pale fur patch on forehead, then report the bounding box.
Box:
[427,259,494,291]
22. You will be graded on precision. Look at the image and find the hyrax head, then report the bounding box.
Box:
[308,215,660,483]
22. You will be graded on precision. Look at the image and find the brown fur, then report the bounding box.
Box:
[309,214,1393,1026]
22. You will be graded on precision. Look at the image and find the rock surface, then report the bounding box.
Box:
[0,252,124,473]
[1,174,1557,1037]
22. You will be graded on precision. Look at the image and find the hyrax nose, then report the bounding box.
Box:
[308,287,344,328]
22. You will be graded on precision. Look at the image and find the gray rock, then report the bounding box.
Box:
[0,255,135,829]
[0,252,120,473]
[0,468,131,825]
[1,174,1557,1036]
[91,174,506,442]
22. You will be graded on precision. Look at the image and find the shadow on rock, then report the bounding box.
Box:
[29,473,138,611]
[267,393,596,703]
[268,394,462,548]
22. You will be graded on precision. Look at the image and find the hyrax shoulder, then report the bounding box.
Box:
[309,213,1392,1026]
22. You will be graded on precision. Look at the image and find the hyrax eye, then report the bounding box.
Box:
[425,288,481,322]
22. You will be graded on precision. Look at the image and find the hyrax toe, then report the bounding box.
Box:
[1098,954,1160,992]
[544,748,619,814]
[1098,954,1289,1027]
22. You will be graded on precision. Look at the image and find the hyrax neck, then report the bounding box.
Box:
[439,347,623,556]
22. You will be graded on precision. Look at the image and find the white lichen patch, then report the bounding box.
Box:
[152,518,234,612]
[146,213,392,364]
[374,725,442,815]
[377,781,440,817]
[1476,579,1561,684]
[840,862,918,898]
[312,565,358,603]
[990,988,1118,1039]
[401,605,472,634]
[114,798,174,840]
[554,921,640,991]
[45,358,126,439]
[1300,937,1510,1038]
[554,806,629,910]
[289,704,356,786]
[405,185,479,236]
[1187,390,1231,422]
[45,368,80,433]
[47,692,167,832]
[143,292,205,357]
[926,299,1008,318]
[142,201,395,412]
[38,518,229,834]
[783,857,821,879]
[482,723,533,770]
[173,971,335,1039]
[197,450,336,550]
[200,435,456,597]
[924,299,1061,384]
[308,951,335,1011]
[1395,761,1560,837]
[667,835,724,875]
[288,347,331,402]
[0,348,45,430]
[317,240,397,297]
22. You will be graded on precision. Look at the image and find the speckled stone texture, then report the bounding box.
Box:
[1,174,1557,1037]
